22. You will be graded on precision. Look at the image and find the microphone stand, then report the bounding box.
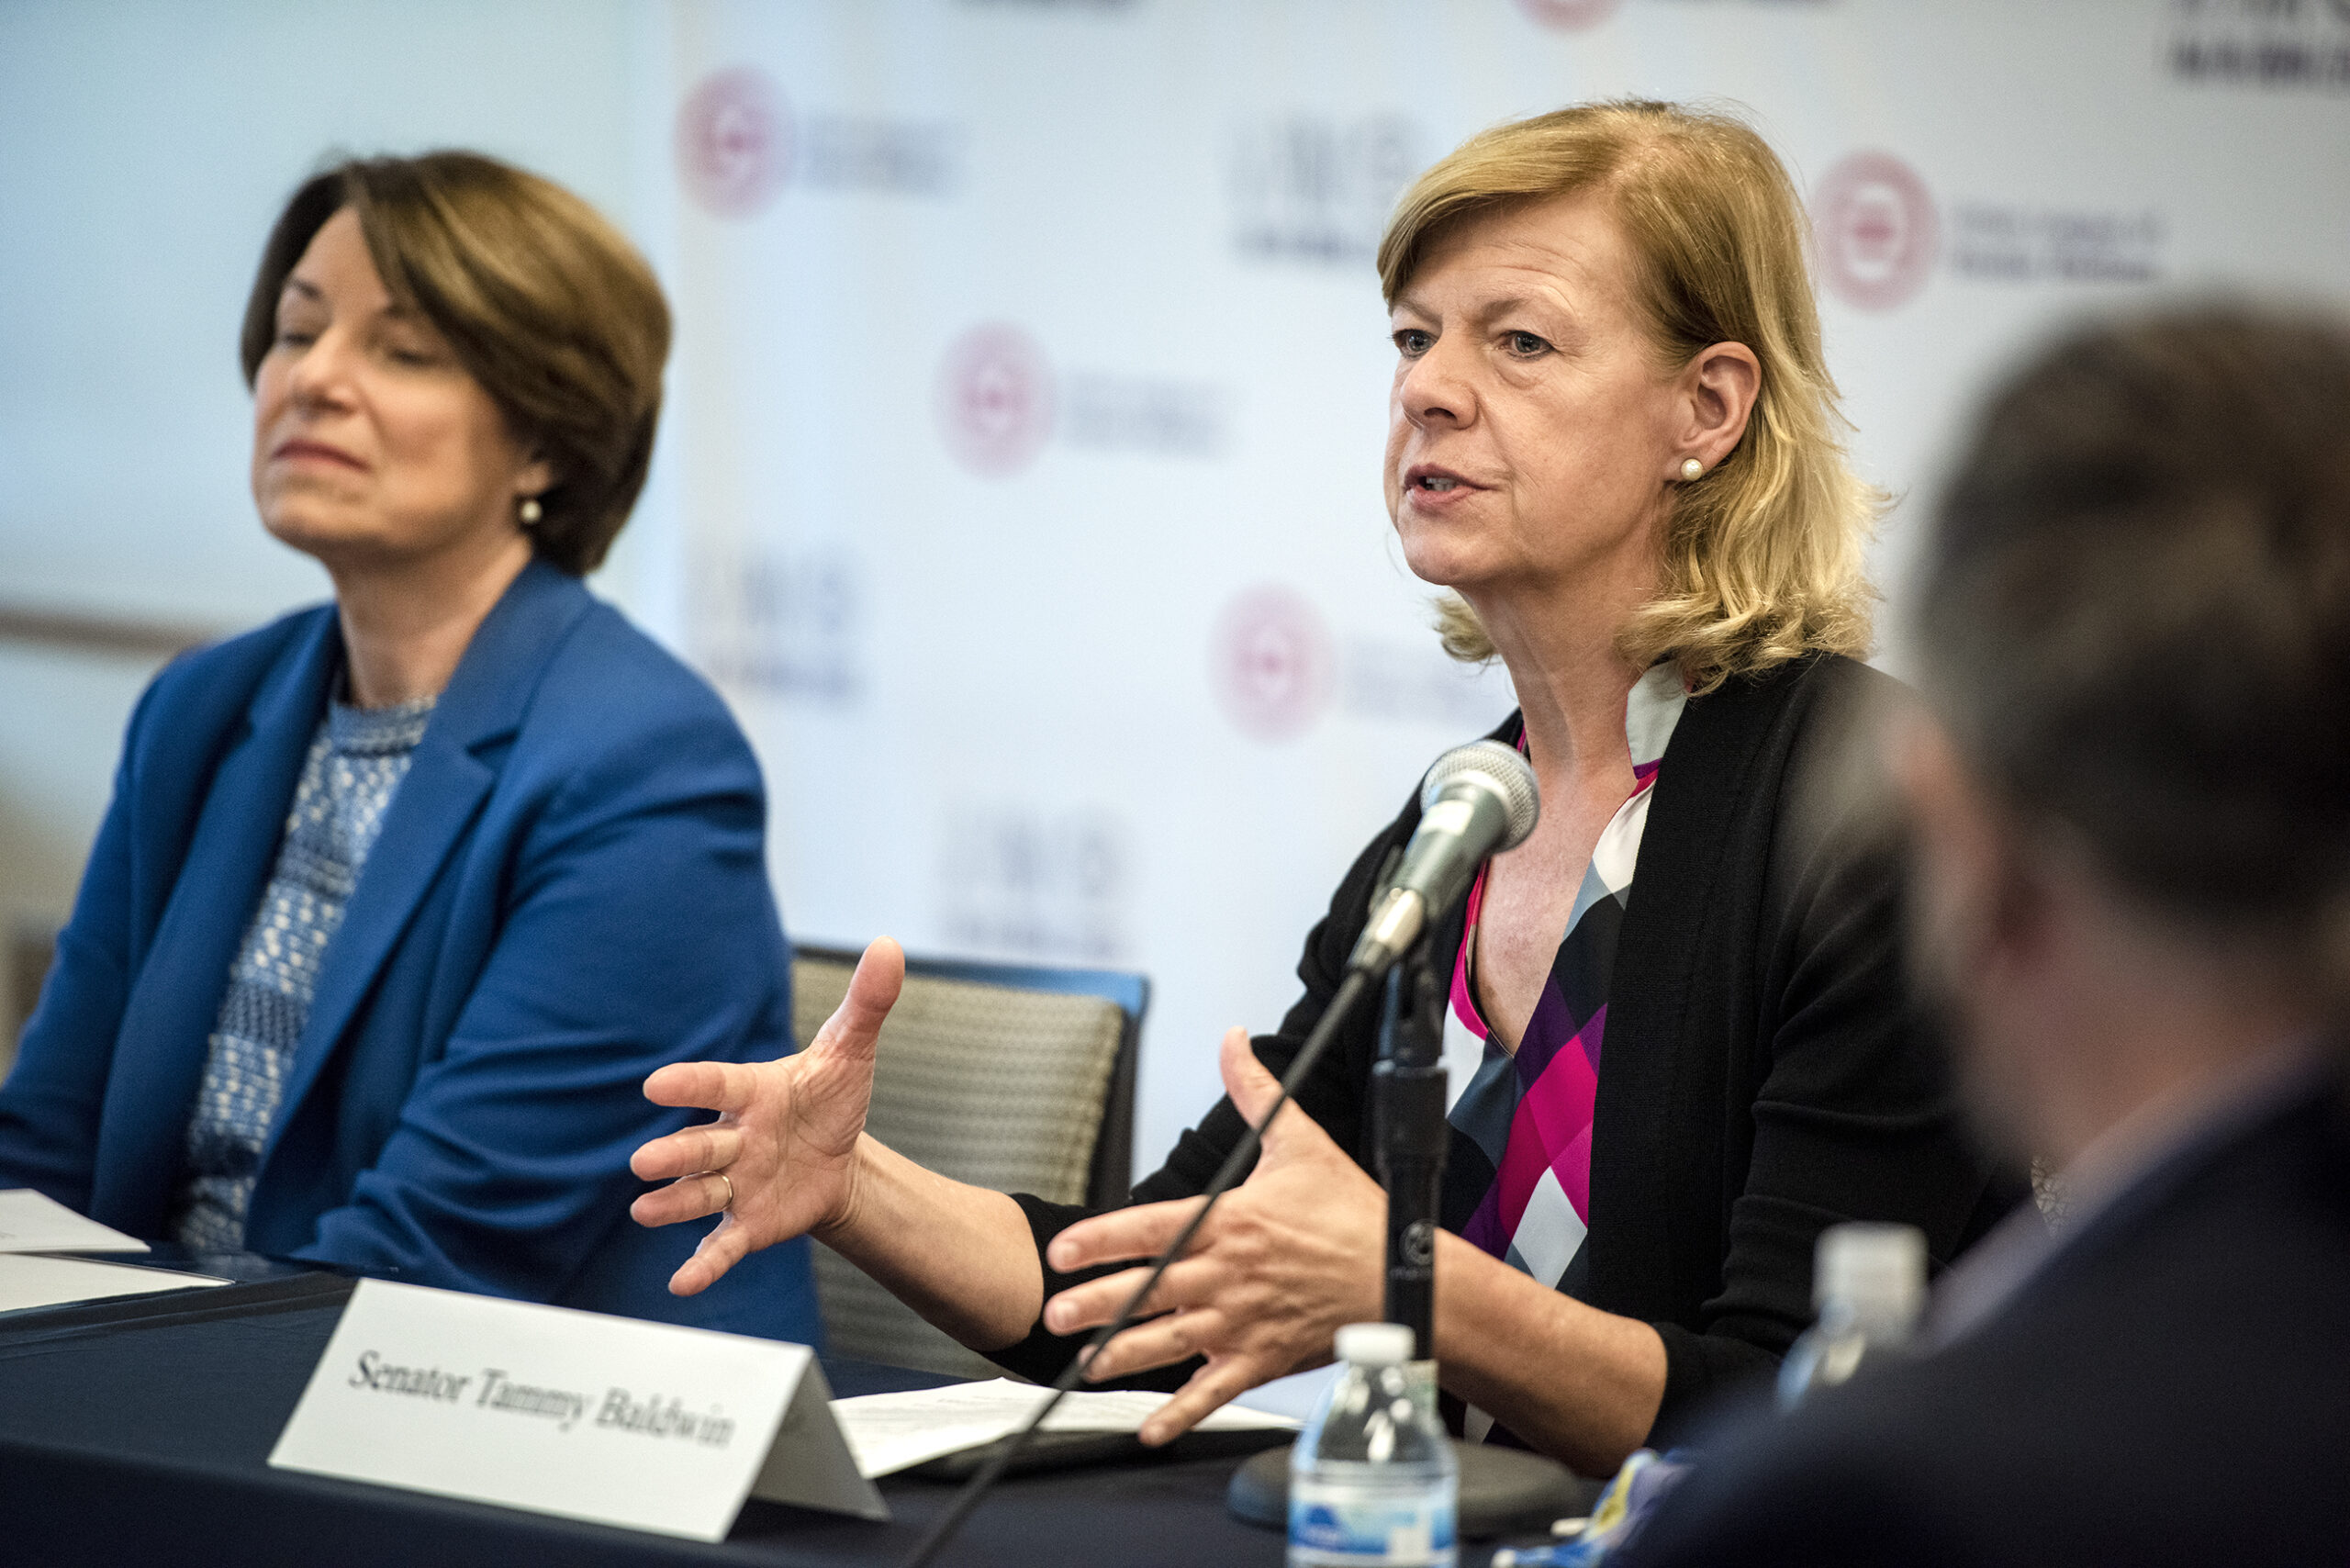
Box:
[1370,933,1570,1531]
[1375,939,1448,1358]
[905,806,1530,1564]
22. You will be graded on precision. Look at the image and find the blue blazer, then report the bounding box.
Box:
[0,561,818,1340]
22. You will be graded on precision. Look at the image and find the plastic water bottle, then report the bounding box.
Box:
[1289,1322,1459,1567]
[1776,1222,1926,1408]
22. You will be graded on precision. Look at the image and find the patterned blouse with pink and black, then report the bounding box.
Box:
[1445,662,1689,1299]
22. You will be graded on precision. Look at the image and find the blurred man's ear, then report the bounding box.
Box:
[1889,712,2044,1019]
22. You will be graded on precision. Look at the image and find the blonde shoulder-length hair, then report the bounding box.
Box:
[1378,100,1878,693]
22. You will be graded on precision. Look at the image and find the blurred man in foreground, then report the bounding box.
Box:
[1622,307,2350,1566]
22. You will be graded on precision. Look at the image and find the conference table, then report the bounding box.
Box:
[0,1257,1385,1567]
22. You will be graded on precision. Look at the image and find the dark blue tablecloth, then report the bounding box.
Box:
[0,1267,1289,1567]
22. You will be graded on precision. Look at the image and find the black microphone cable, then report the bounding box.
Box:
[898,963,1380,1568]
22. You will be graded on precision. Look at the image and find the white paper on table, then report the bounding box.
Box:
[0,1189,150,1253]
[1232,1361,1343,1424]
[832,1377,1298,1479]
[0,1253,231,1313]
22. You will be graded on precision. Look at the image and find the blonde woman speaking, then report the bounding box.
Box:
[633,102,2020,1472]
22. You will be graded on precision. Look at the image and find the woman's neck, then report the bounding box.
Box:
[1468,569,1651,786]
[329,530,534,709]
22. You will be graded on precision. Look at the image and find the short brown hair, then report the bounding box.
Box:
[1919,306,2350,927]
[241,151,669,576]
[1378,101,1878,693]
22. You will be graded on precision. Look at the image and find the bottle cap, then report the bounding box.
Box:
[1813,1222,1926,1327]
[1333,1322,1415,1366]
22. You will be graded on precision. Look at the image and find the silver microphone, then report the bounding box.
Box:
[1347,739,1540,976]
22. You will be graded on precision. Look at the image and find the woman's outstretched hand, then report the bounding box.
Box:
[1037,1025,1387,1445]
[630,937,906,1296]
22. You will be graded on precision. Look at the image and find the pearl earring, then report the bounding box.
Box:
[518,497,543,526]
[1679,458,1705,482]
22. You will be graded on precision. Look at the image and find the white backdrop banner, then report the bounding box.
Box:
[612,0,2350,1175]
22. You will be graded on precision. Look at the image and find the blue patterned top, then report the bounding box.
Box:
[172,693,435,1251]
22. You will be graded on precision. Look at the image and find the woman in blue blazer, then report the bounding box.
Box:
[0,151,818,1340]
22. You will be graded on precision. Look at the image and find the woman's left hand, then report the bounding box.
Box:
[1039,1026,1387,1445]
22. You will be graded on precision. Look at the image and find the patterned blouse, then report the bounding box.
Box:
[173,693,435,1252]
[1442,662,1689,1295]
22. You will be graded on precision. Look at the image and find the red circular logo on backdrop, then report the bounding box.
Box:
[677,67,789,218]
[1515,0,1622,28]
[1815,151,1939,312]
[1213,588,1337,744]
[937,324,1056,477]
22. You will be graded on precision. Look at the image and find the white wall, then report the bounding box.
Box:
[5,0,2348,1164]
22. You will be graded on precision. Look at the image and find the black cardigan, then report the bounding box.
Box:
[996,654,2022,1439]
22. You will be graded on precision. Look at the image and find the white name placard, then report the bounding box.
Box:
[269,1279,886,1540]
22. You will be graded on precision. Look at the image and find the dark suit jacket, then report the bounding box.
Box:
[0,560,817,1339]
[997,655,2020,1436]
[1620,1058,2350,1567]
